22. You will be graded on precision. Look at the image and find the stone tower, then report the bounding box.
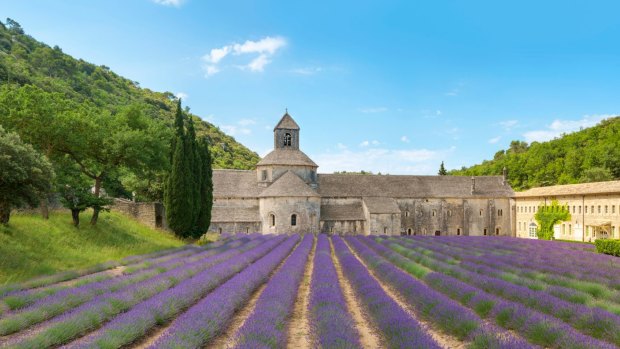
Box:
[256,112,319,188]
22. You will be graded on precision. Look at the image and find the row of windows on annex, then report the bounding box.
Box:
[518,221,619,239]
[402,208,504,218]
[402,227,503,236]
[267,213,298,227]
[517,204,619,215]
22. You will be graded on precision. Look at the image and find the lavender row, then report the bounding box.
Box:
[0,245,201,299]
[397,237,620,309]
[64,235,286,349]
[350,236,532,349]
[305,234,361,349]
[6,237,272,349]
[379,238,619,348]
[0,238,231,314]
[387,238,620,346]
[332,236,439,349]
[233,234,314,349]
[149,235,300,348]
[403,236,620,299]
[0,236,258,336]
[413,236,620,289]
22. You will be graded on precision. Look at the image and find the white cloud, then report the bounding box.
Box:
[336,143,348,150]
[201,36,286,77]
[359,140,370,147]
[290,67,323,75]
[312,146,455,175]
[359,140,380,147]
[245,54,270,72]
[203,46,231,64]
[401,136,410,143]
[221,125,252,136]
[359,107,388,114]
[232,36,286,55]
[175,92,188,100]
[499,120,518,131]
[204,65,220,77]
[523,114,612,143]
[488,136,501,144]
[152,0,184,6]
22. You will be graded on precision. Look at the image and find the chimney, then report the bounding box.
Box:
[502,167,508,186]
[471,176,475,195]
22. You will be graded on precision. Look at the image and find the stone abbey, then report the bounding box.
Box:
[209,112,515,236]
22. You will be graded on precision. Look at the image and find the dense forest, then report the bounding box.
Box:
[450,116,620,191]
[0,18,259,206]
[0,19,259,170]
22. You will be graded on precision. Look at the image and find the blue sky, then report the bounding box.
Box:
[3,0,620,174]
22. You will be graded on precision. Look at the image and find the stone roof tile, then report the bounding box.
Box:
[514,180,620,197]
[213,170,260,198]
[274,112,300,130]
[321,202,365,221]
[256,149,318,167]
[258,171,320,198]
[363,197,401,213]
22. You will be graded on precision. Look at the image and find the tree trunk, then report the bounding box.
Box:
[71,209,80,227]
[0,201,10,225]
[40,198,49,220]
[90,176,102,226]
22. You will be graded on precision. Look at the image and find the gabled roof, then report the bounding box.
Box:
[363,197,401,214]
[514,180,620,197]
[318,174,513,198]
[212,170,260,198]
[258,171,320,198]
[274,112,300,131]
[321,202,365,221]
[256,149,318,167]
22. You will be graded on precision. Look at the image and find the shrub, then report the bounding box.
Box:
[595,239,620,257]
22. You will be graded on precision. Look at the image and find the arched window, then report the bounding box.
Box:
[483,228,488,235]
[291,214,297,226]
[407,228,412,235]
[457,228,461,236]
[283,133,292,147]
[495,227,500,235]
[383,227,388,235]
[269,214,276,227]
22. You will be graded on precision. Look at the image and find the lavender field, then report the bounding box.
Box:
[0,234,619,349]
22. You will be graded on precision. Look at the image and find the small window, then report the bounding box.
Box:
[291,214,297,226]
[218,227,222,234]
[246,227,249,234]
[495,227,500,235]
[405,210,409,217]
[269,214,276,227]
[579,206,582,214]
[283,133,292,147]
[529,223,537,238]
[591,205,594,214]
[605,205,608,214]
[383,227,388,235]
[483,228,487,235]
[457,228,461,235]
[448,210,452,217]
[613,205,616,214]
[407,228,412,236]
[261,170,268,181]
[432,210,436,217]
[480,209,483,216]
[585,206,588,213]
[598,205,601,214]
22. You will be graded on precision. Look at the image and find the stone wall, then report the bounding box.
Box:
[259,196,320,234]
[319,220,365,235]
[112,198,166,229]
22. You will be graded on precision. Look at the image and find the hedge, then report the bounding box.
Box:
[595,239,620,257]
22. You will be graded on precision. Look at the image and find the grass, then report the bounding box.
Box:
[0,210,185,285]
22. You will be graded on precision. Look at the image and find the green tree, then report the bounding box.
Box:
[185,115,201,235]
[0,126,54,224]
[579,167,613,183]
[164,101,194,237]
[438,161,448,176]
[196,136,213,236]
[534,200,571,240]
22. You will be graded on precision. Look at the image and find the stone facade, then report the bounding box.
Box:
[112,198,167,229]
[209,112,515,236]
[515,182,620,241]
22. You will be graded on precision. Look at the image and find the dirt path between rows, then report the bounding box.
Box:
[329,238,382,349]
[286,237,315,349]
[341,238,466,349]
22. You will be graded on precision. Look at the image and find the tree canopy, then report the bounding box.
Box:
[450,117,620,190]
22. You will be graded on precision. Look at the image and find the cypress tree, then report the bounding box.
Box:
[438,161,448,176]
[164,101,193,237]
[185,115,201,235]
[196,136,213,235]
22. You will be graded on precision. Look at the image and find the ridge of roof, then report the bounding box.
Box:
[515,180,620,197]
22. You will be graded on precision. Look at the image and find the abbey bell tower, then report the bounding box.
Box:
[274,111,300,150]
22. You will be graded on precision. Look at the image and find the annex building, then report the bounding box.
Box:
[209,113,515,236]
[515,181,620,241]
